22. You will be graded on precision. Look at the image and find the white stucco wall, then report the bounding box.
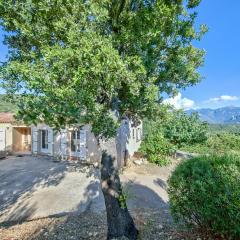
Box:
[32,124,54,156]
[0,123,13,153]
[31,119,142,166]
[126,121,142,157]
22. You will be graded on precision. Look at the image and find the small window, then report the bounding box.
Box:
[41,130,48,149]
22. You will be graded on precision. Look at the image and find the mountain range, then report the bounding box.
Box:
[187,106,240,124]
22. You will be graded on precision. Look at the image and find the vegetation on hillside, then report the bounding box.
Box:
[141,107,240,165]
[209,123,240,135]
[140,108,208,165]
[182,124,240,155]
[0,95,17,113]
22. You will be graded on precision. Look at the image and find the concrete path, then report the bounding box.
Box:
[0,156,104,223]
[121,161,177,224]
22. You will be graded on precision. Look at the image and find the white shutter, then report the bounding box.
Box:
[32,127,38,154]
[79,129,86,160]
[0,128,6,152]
[60,129,67,157]
[47,128,54,156]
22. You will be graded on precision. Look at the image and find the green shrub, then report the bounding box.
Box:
[181,133,240,155]
[140,130,175,166]
[143,109,208,149]
[162,111,208,147]
[168,154,240,239]
[207,133,240,153]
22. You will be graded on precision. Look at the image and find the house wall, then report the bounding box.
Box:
[0,124,33,154]
[32,124,54,156]
[126,122,143,157]
[0,123,13,153]
[97,119,142,168]
[84,125,102,163]
[31,119,142,166]
[52,125,101,163]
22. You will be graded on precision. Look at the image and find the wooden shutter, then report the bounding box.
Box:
[47,128,53,156]
[79,129,87,160]
[60,129,67,157]
[0,128,6,152]
[32,127,38,154]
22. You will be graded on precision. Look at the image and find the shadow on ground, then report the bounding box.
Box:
[0,156,100,224]
[9,182,172,240]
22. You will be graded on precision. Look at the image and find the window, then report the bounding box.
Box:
[41,130,48,149]
[71,129,81,152]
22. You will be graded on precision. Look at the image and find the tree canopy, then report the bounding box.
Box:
[0,0,207,137]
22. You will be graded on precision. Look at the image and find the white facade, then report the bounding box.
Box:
[0,114,142,166]
[31,120,142,165]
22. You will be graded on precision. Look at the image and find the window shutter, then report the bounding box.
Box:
[32,127,38,154]
[0,128,6,152]
[79,129,87,160]
[60,129,67,158]
[47,128,53,156]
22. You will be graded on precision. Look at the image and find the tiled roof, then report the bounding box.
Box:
[0,112,16,123]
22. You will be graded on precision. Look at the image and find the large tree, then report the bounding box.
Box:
[0,0,206,239]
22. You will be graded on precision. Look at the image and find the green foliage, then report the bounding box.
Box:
[141,108,208,165]
[0,94,17,113]
[182,132,240,155]
[0,0,206,137]
[161,110,208,147]
[209,124,240,135]
[168,154,240,239]
[140,128,175,166]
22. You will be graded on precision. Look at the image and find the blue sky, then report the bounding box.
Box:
[180,0,240,109]
[0,0,240,109]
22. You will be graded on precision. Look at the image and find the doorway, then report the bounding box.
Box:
[12,127,31,154]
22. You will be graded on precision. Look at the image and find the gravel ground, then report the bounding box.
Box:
[0,209,205,240]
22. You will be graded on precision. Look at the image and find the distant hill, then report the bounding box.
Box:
[187,106,240,124]
[0,95,17,113]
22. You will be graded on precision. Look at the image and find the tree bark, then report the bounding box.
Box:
[101,151,138,240]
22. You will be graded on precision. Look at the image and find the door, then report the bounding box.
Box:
[0,128,6,155]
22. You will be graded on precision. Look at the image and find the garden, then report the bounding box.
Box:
[140,107,240,239]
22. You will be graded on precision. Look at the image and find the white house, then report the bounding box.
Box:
[0,112,142,166]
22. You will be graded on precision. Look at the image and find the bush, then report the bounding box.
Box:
[181,133,240,155]
[168,154,240,239]
[143,109,208,149]
[162,111,208,148]
[140,130,175,166]
[207,133,240,153]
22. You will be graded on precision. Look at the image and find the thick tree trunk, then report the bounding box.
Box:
[101,151,138,240]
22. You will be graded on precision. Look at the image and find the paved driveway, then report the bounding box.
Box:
[0,156,105,223]
[0,155,176,225]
